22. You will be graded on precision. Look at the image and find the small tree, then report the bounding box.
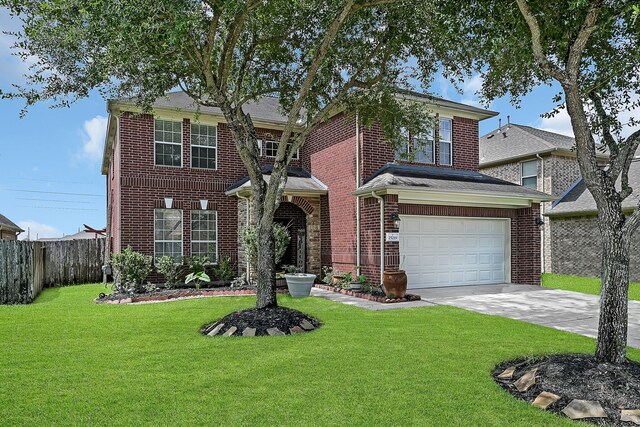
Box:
[156,256,183,289]
[110,246,153,293]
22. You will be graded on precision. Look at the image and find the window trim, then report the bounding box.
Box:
[264,139,299,160]
[190,210,218,264]
[190,123,218,170]
[153,208,184,261]
[438,117,453,166]
[520,159,538,189]
[154,118,183,168]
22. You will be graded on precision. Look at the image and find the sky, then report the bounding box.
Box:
[0,8,579,240]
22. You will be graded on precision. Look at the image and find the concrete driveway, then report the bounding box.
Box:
[412,284,640,349]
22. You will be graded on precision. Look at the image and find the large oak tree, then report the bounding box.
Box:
[1,0,434,310]
[420,0,640,363]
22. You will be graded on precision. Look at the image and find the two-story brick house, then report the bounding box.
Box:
[478,123,609,273]
[103,91,552,288]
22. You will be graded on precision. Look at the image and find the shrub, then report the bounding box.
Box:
[185,255,209,274]
[322,266,334,285]
[110,246,153,293]
[240,223,291,272]
[156,256,183,289]
[213,254,236,281]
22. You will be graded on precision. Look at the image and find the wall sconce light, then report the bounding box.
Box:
[390,213,401,229]
[200,199,208,210]
[535,217,545,226]
[164,197,173,209]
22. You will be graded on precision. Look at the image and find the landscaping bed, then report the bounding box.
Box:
[494,354,640,426]
[201,306,321,337]
[313,283,421,303]
[96,286,289,304]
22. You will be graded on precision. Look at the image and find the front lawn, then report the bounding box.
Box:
[542,273,640,300]
[1,285,636,426]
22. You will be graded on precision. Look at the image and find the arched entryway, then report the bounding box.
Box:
[274,202,307,270]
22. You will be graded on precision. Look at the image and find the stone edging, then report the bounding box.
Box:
[95,289,289,304]
[313,284,421,303]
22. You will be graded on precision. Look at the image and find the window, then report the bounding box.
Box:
[264,140,299,160]
[191,210,217,262]
[394,128,435,164]
[155,119,182,167]
[154,209,183,260]
[191,123,217,169]
[439,118,452,166]
[521,160,538,189]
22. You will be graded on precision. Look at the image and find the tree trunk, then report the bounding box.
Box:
[255,220,277,309]
[595,216,631,364]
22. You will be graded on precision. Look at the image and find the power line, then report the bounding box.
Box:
[16,198,94,204]
[16,177,98,186]
[6,189,104,197]
[17,206,100,211]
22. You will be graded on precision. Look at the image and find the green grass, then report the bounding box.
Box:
[542,273,640,300]
[1,285,637,426]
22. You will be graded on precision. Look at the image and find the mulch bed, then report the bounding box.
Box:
[313,284,421,303]
[95,286,288,304]
[201,306,321,337]
[494,354,640,425]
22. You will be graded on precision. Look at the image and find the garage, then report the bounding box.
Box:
[400,216,511,289]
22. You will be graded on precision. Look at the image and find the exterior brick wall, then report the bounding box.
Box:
[549,215,640,281]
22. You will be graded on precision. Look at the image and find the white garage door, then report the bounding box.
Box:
[400,216,510,289]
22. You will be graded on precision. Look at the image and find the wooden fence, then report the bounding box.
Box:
[0,238,106,304]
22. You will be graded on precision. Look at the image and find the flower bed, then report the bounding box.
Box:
[313,284,421,303]
[95,287,289,304]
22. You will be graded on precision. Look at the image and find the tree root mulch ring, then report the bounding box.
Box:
[201,306,321,337]
[494,354,640,426]
[95,286,288,304]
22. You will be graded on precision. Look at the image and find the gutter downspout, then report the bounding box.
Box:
[371,191,384,284]
[536,153,545,273]
[238,194,251,279]
[355,113,361,276]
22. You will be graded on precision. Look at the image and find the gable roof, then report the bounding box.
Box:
[395,89,499,120]
[0,213,23,233]
[479,123,608,167]
[548,158,640,216]
[354,163,553,204]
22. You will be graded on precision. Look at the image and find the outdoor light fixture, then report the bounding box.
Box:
[390,213,401,229]
[164,197,173,209]
[535,217,545,226]
[200,199,208,210]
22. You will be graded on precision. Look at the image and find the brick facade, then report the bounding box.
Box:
[549,215,640,281]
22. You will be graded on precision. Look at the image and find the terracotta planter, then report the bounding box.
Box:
[332,275,345,286]
[382,270,407,299]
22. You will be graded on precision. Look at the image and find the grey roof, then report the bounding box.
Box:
[354,163,553,201]
[396,89,499,120]
[38,230,106,241]
[112,91,292,125]
[225,165,327,196]
[479,123,608,166]
[548,158,640,216]
[0,213,23,233]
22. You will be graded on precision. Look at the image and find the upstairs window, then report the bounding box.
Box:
[191,123,217,169]
[521,160,538,189]
[439,118,452,166]
[395,127,434,164]
[154,209,183,260]
[191,210,218,262]
[155,119,182,167]
[264,139,299,160]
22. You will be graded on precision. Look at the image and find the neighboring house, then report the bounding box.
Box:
[0,213,23,240]
[479,123,609,273]
[38,225,106,242]
[102,91,552,288]
[546,158,640,281]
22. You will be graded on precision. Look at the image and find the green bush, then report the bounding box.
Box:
[185,255,209,274]
[213,254,236,281]
[110,246,153,293]
[240,223,291,272]
[156,256,183,289]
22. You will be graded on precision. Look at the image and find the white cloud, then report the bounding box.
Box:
[538,108,574,137]
[0,8,38,85]
[17,221,62,240]
[462,73,484,95]
[78,115,108,164]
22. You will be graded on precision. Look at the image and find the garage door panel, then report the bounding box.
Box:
[400,216,509,289]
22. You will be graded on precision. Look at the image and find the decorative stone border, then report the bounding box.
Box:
[95,288,289,304]
[313,284,421,303]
